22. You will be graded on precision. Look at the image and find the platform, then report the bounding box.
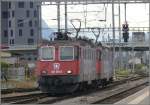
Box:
[115,86,150,104]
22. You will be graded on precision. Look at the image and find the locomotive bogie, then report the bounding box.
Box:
[38,76,80,93]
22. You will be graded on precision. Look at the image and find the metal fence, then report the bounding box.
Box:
[2,67,25,81]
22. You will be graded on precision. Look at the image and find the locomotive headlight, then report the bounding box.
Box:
[67,70,72,74]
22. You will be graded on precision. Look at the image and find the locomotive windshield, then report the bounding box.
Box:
[39,47,54,60]
[60,46,74,60]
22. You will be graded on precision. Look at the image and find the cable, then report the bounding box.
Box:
[83,4,87,28]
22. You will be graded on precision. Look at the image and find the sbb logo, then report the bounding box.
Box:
[53,63,60,71]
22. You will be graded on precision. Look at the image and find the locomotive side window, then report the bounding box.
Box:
[39,47,54,60]
[99,51,101,60]
[96,50,101,61]
[60,46,74,60]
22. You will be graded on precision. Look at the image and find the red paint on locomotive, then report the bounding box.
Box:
[36,60,79,76]
[36,45,80,76]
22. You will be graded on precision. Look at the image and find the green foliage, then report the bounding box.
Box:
[134,64,148,76]
[135,64,145,70]
[116,69,130,77]
[1,62,11,68]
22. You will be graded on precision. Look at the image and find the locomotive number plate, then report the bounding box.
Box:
[51,63,62,73]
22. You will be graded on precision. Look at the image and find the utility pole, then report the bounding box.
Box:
[0,1,1,80]
[124,3,128,71]
[37,4,42,46]
[65,2,68,34]
[149,3,150,91]
[57,2,60,32]
[112,0,116,79]
[132,35,135,73]
[118,0,122,70]
[125,3,127,22]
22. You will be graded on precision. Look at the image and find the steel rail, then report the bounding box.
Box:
[1,92,48,103]
[1,88,39,94]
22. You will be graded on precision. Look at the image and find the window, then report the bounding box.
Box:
[30,2,33,8]
[2,11,8,18]
[19,29,22,36]
[28,38,34,45]
[9,40,11,44]
[26,10,30,17]
[8,2,11,9]
[17,19,23,27]
[28,58,31,61]
[40,47,54,60]
[12,39,14,44]
[34,10,37,17]
[11,30,13,37]
[60,46,74,60]
[10,39,14,44]
[29,20,32,27]
[12,11,14,17]
[99,51,101,60]
[18,2,24,8]
[9,20,11,27]
[4,30,8,37]
[30,29,34,36]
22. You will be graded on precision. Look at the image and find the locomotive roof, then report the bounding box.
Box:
[42,40,98,47]
[41,40,111,50]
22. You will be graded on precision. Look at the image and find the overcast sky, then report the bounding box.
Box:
[42,3,149,41]
[42,3,149,28]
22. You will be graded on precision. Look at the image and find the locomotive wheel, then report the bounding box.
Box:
[91,80,99,89]
[67,84,79,93]
[101,79,107,88]
[78,82,88,92]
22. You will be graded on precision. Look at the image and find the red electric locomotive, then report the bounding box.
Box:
[36,39,113,94]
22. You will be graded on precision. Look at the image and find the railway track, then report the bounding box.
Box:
[93,83,148,104]
[51,77,148,104]
[1,87,39,94]
[1,92,48,104]
[36,76,147,104]
[1,76,147,104]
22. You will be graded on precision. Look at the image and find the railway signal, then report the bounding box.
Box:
[122,22,129,42]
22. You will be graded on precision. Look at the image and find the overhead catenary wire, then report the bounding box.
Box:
[83,4,88,28]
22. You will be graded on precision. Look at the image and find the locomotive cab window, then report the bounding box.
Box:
[39,46,55,60]
[59,46,74,60]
